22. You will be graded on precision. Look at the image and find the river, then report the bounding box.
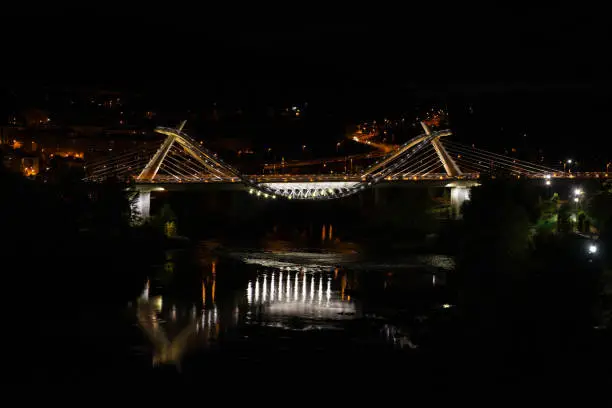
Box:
[130,234,455,376]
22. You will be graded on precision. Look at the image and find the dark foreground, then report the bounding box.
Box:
[12,244,611,394]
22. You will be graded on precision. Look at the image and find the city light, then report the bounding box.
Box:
[567,159,572,164]
[574,188,583,195]
[574,197,580,202]
[545,180,551,186]
[588,244,598,254]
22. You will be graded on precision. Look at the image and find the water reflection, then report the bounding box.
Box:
[134,266,358,368]
[133,245,450,369]
[247,270,355,320]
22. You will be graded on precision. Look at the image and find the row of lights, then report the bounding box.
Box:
[249,189,276,199]
[249,187,350,200]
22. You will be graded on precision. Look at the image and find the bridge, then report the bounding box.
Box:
[84,121,608,218]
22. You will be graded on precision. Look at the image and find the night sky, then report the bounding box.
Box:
[2,5,611,166]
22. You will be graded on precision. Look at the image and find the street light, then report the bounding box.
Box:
[588,244,598,254]
[574,188,583,196]
[545,180,551,186]
[564,159,573,173]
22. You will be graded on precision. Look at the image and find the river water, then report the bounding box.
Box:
[130,235,455,375]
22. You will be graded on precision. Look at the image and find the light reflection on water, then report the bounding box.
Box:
[133,242,452,368]
[247,270,356,322]
[134,266,359,367]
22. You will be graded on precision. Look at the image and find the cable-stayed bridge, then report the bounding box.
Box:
[85,121,602,204]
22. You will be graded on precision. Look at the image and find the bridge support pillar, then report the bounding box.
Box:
[450,187,470,219]
[133,190,151,225]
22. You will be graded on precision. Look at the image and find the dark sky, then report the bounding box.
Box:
[2,5,611,164]
[3,5,609,88]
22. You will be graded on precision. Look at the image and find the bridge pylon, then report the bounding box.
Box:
[136,122,243,182]
[137,133,176,181]
[420,122,462,177]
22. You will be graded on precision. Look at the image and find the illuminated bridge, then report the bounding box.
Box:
[85,120,608,218]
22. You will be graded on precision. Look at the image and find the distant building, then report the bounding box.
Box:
[0,126,24,145]
[21,156,39,177]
